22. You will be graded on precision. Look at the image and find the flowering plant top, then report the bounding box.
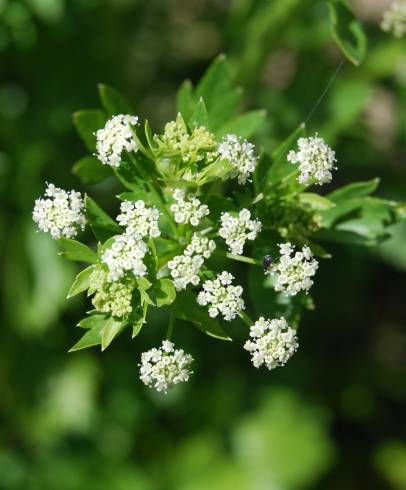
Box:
[33,56,406,393]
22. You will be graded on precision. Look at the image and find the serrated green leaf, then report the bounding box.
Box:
[85,195,122,242]
[77,314,106,329]
[327,178,380,203]
[101,316,127,351]
[137,276,154,306]
[169,290,231,341]
[72,109,107,151]
[327,0,367,66]
[217,110,267,139]
[72,156,112,185]
[58,238,98,264]
[69,317,107,352]
[176,79,195,122]
[67,265,95,298]
[98,83,133,115]
[153,278,176,307]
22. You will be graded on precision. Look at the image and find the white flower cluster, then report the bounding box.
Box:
[116,200,160,238]
[102,232,148,281]
[95,114,139,167]
[197,271,245,321]
[244,317,298,370]
[287,135,337,186]
[273,243,318,296]
[139,340,193,392]
[219,209,262,255]
[218,134,258,185]
[170,189,209,226]
[168,234,216,291]
[32,183,86,240]
[381,1,406,38]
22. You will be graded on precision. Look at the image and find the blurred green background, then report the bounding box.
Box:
[1,0,406,488]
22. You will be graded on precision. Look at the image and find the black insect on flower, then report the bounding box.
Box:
[262,255,273,272]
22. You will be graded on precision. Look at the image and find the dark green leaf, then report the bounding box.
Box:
[169,291,231,341]
[85,195,122,242]
[153,278,176,307]
[98,83,133,115]
[58,238,98,264]
[327,0,367,66]
[72,109,107,151]
[131,303,148,338]
[217,110,267,139]
[67,265,95,298]
[72,156,112,185]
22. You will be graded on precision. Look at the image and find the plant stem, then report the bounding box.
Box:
[215,250,262,266]
[166,313,175,340]
[239,310,253,326]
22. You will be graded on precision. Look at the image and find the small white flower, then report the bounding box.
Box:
[170,189,209,227]
[139,340,193,392]
[287,134,337,186]
[218,134,258,185]
[116,200,161,238]
[95,114,139,167]
[197,271,245,321]
[244,317,298,370]
[272,242,318,296]
[381,1,406,38]
[168,234,216,291]
[32,183,86,240]
[102,232,148,281]
[219,209,262,255]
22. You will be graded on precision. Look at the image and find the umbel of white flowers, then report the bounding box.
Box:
[116,200,161,238]
[197,271,245,321]
[244,317,298,370]
[218,134,258,185]
[32,183,87,239]
[288,134,337,186]
[219,209,262,255]
[168,233,216,291]
[139,340,193,392]
[272,243,319,296]
[170,189,210,227]
[381,1,406,38]
[95,114,139,167]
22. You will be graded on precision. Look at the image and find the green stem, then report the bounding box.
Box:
[166,313,175,340]
[239,310,253,326]
[216,250,262,266]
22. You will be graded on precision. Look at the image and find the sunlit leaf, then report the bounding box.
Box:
[72,109,106,151]
[58,238,98,264]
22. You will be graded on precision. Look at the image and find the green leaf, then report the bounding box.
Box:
[131,303,148,338]
[298,193,335,211]
[98,83,133,115]
[85,195,122,242]
[196,158,234,185]
[169,291,231,341]
[72,109,107,151]
[195,54,243,129]
[176,79,195,122]
[69,316,107,352]
[101,316,127,351]
[67,265,95,298]
[189,97,209,130]
[153,278,176,307]
[327,178,380,203]
[72,156,112,185]
[77,314,106,329]
[114,160,144,191]
[327,0,367,66]
[217,110,267,139]
[58,238,98,264]
[136,276,154,306]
